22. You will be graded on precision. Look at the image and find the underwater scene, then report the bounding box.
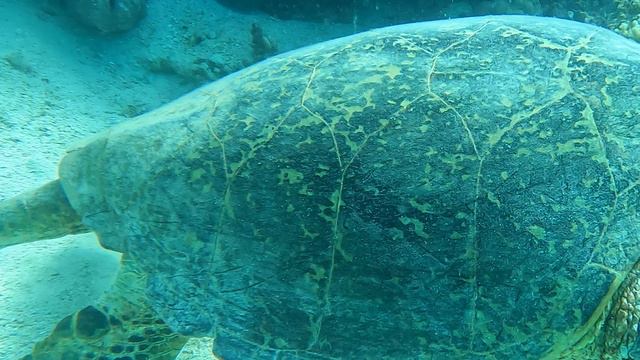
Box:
[3,0,640,359]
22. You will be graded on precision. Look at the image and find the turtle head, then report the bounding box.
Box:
[0,179,90,249]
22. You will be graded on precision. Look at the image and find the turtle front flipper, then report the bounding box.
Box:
[23,257,189,360]
[0,180,90,249]
[541,260,640,360]
[602,260,640,359]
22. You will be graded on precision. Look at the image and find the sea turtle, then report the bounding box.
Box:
[2,14,640,360]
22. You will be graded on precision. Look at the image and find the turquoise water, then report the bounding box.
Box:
[1,1,640,359]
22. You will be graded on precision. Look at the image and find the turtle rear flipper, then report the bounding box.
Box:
[24,258,188,360]
[0,180,90,249]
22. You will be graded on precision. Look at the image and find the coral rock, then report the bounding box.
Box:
[65,0,146,33]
